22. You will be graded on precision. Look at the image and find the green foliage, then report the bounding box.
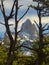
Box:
[0,45,8,65]
[0,36,49,65]
[31,36,49,65]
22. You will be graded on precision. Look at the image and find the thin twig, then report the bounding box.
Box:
[18,8,29,22]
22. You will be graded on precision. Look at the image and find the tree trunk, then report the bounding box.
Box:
[4,18,15,65]
[7,40,14,65]
[36,6,44,65]
[38,10,43,50]
[36,50,45,65]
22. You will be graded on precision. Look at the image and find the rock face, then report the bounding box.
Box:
[18,19,38,55]
[18,19,38,40]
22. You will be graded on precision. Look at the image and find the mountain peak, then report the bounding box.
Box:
[18,19,38,40]
[21,19,32,29]
[24,19,32,25]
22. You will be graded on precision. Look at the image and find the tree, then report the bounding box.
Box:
[29,0,49,65]
[0,0,29,65]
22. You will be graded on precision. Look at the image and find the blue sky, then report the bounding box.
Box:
[0,0,49,37]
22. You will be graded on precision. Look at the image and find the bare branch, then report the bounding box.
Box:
[43,42,49,46]
[0,5,1,8]
[15,44,38,52]
[17,30,21,34]
[0,22,5,25]
[0,22,13,26]
[10,0,15,16]
[7,0,16,20]
[29,4,44,11]
[18,5,23,9]
[47,25,49,30]
[18,8,29,22]
[17,27,23,34]
[1,0,6,17]
[7,13,14,20]
[29,5,38,10]
[43,32,49,35]
[21,45,38,51]
[9,24,13,26]
[43,23,48,29]
[15,44,23,50]
[43,28,49,31]
[34,20,39,28]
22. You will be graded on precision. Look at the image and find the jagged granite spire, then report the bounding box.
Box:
[18,19,38,40]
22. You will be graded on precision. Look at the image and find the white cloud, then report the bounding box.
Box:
[30,16,49,24]
[18,15,49,25]
[18,0,33,9]
[16,15,49,30]
[8,19,15,25]
[0,0,33,9]
[4,0,13,9]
